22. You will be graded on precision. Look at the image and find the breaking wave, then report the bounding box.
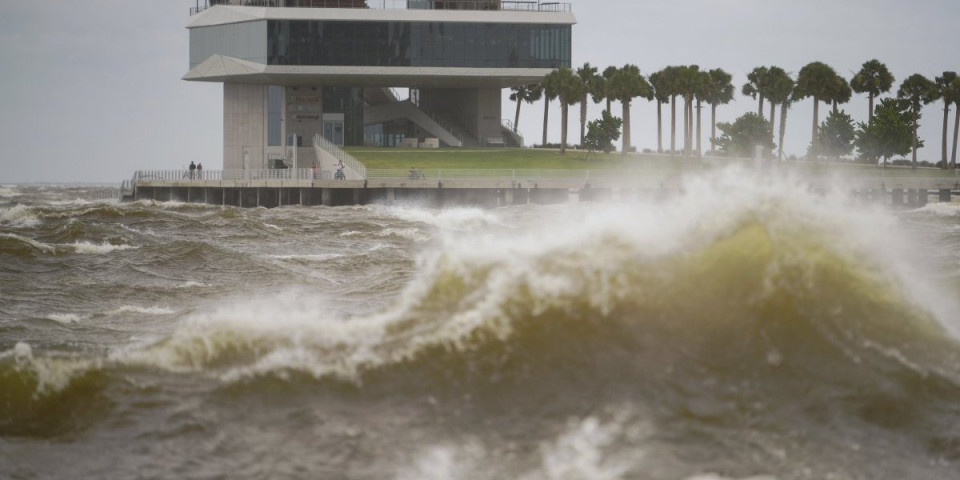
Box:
[114,171,960,398]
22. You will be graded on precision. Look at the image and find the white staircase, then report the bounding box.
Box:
[313,134,366,180]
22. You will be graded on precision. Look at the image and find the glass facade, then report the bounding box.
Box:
[267,20,570,69]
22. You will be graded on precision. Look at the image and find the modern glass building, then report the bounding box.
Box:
[184,0,575,171]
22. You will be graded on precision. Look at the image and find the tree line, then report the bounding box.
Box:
[510,60,960,168]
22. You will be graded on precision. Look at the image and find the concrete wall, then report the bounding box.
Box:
[223,83,268,171]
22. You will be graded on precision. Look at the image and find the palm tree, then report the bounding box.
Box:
[743,66,770,119]
[764,68,795,159]
[674,65,703,156]
[541,78,559,147]
[951,78,960,169]
[935,72,958,167]
[831,76,852,113]
[602,66,618,114]
[607,64,653,155]
[897,73,939,167]
[543,68,584,154]
[701,68,734,154]
[796,61,840,149]
[658,66,681,155]
[692,70,711,156]
[649,69,672,153]
[508,84,542,134]
[850,59,895,123]
[576,63,603,146]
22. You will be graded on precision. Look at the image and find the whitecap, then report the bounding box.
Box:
[69,241,137,254]
[109,305,176,315]
[0,204,41,227]
[45,313,86,325]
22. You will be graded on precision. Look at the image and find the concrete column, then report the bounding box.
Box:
[918,189,928,207]
[387,188,396,204]
[906,189,918,207]
[322,188,333,206]
[353,188,362,205]
[504,189,514,205]
[892,189,904,206]
[940,189,952,202]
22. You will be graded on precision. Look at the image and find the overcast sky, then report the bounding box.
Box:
[0,0,957,183]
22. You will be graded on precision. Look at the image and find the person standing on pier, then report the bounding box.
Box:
[196,163,203,180]
[189,161,196,180]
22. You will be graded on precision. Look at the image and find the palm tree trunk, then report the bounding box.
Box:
[942,103,950,168]
[560,104,568,154]
[912,118,919,168]
[670,96,677,155]
[953,105,960,169]
[811,97,819,149]
[779,102,789,161]
[758,95,764,119]
[514,99,521,133]
[688,99,694,155]
[580,93,588,146]
[868,93,875,123]
[683,97,689,156]
[656,102,663,153]
[770,103,777,146]
[606,98,611,115]
[710,103,717,153]
[622,100,631,155]
[696,100,702,157]
[542,98,550,146]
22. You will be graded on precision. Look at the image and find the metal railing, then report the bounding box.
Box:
[191,0,571,15]
[133,169,320,182]
[313,134,368,179]
[126,163,960,190]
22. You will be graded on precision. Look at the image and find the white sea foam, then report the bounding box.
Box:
[685,475,778,480]
[914,202,960,217]
[395,441,486,480]
[69,241,137,254]
[263,223,283,231]
[110,305,176,315]
[0,204,41,227]
[379,228,430,242]
[175,281,211,289]
[0,342,96,395]
[528,415,639,480]
[45,313,86,324]
[268,253,343,262]
[388,206,503,231]
[0,186,22,198]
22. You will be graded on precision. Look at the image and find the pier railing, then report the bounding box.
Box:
[127,164,960,189]
[133,168,330,182]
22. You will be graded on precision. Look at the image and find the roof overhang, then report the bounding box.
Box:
[184,55,555,88]
[187,5,576,27]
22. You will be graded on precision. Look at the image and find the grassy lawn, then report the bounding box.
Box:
[343,147,960,179]
[343,147,637,169]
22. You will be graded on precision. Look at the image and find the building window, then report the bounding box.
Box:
[266,20,570,69]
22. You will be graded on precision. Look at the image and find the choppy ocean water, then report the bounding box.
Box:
[2,171,960,480]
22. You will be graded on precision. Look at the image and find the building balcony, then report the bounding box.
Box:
[190,0,572,15]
